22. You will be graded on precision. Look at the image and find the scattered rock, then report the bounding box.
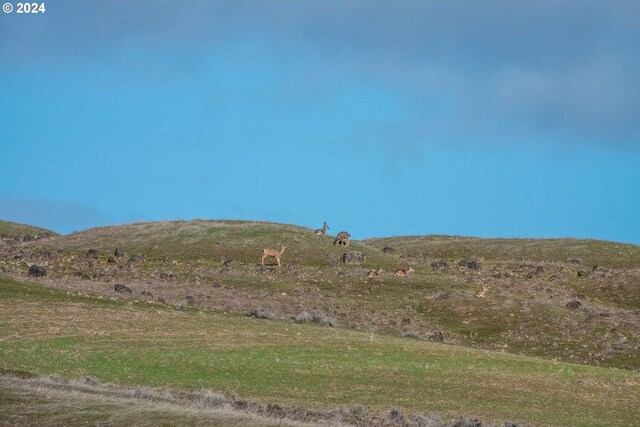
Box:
[458,257,481,270]
[73,271,91,280]
[427,331,444,342]
[28,265,47,277]
[382,247,395,254]
[592,265,609,278]
[114,283,132,294]
[257,266,276,274]
[86,249,99,259]
[569,258,583,265]
[114,248,125,258]
[342,251,365,264]
[223,259,233,267]
[183,295,196,306]
[577,270,588,277]
[566,300,582,310]
[431,259,449,271]
[159,272,176,280]
[107,257,116,264]
[437,292,452,300]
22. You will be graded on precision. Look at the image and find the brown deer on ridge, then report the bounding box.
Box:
[367,266,384,278]
[333,231,351,247]
[394,267,415,276]
[314,222,330,235]
[475,285,490,298]
[261,245,287,266]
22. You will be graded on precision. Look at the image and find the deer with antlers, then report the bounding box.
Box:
[260,245,287,266]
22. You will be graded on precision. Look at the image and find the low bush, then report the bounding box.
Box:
[296,310,337,327]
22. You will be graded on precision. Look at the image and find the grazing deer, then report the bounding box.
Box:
[367,266,384,278]
[394,267,415,276]
[333,231,351,247]
[261,245,287,266]
[314,222,330,235]
[475,285,489,298]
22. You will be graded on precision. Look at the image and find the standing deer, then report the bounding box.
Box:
[394,267,415,276]
[475,285,490,298]
[261,245,287,266]
[333,231,351,247]
[314,222,330,235]
[367,266,384,278]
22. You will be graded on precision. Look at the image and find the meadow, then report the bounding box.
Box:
[1,276,639,426]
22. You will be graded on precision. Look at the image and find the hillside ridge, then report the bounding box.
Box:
[2,218,639,370]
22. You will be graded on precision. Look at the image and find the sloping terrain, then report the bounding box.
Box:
[0,220,57,240]
[1,276,639,426]
[1,220,639,370]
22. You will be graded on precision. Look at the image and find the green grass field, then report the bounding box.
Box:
[2,277,639,426]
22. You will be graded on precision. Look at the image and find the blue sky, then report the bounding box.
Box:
[1,1,639,243]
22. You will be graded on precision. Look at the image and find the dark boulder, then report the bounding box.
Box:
[431,259,449,271]
[86,249,99,259]
[114,283,132,294]
[28,265,47,277]
[566,300,582,310]
[342,251,366,264]
[458,257,481,270]
[382,247,395,254]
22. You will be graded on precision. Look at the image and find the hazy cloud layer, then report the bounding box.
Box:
[2,0,638,145]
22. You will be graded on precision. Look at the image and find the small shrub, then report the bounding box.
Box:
[247,309,276,320]
[84,376,100,387]
[412,413,445,427]
[130,388,152,400]
[159,390,175,401]
[350,405,368,417]
[296,310,337,327]
[194,389,228,409]
[388,407,405,424]
[402,331,423,340]
[450,416,482,427]
[49,374,67,384]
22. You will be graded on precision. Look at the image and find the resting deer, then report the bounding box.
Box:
[333,231,351,247]
[394,267,415,276]
[314,222,330,235]
[367,266,384,278]
[261,245,287,266]
[475,285,489,298]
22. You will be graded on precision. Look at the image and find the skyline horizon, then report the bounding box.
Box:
[2,1,639,246]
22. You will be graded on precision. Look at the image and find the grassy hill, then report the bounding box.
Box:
[2,219,640,425]
[1,219,638,372]
[39,220,395,268]
[364,235,640,269]
[1,276,639,426]
[0,219,58,239]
